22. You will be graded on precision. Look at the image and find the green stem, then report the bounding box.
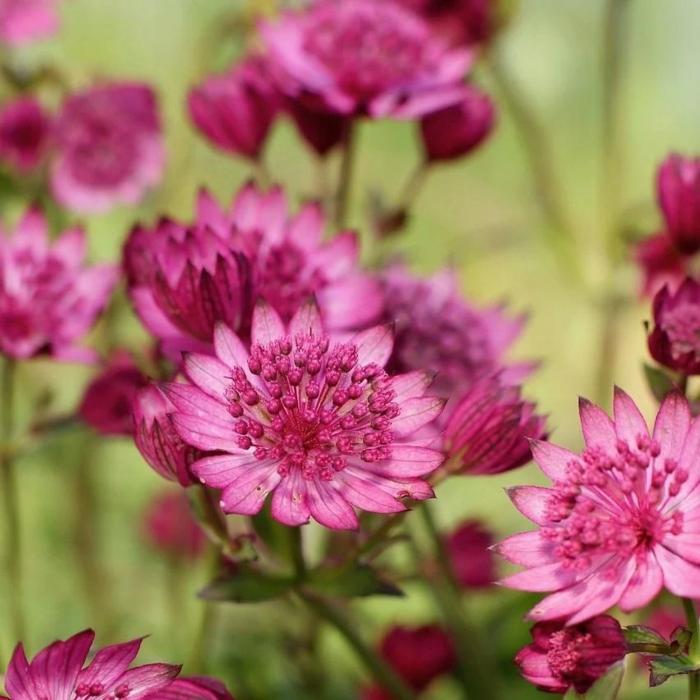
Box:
[290,527,306,580]
[187,544,220,675]
[298,591,417,700]
[1,358,23,648]
[683,599,700,700]
[334,121,357,229]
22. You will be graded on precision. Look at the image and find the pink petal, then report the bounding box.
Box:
[192,454,263,489]
[114,663,181,700]
[287,203,324,251]
[351,325,393,367]
[219,464,281,515]
[172,413,241,453]
[306,480,358,530]
[392,397,444,437]
[613,386,649,445]
[619,551,664,611]
[343,465,433,503]
[652,391,691,470]
[213,323,249,368]
[312,231,358,279]
[270,470,311,526]
[579,397,617,451]
[288,299,323,338]
[500,562,582,592]
[507,486,552,526]
[493,531,556,567]
[336,470,408,514]
[529,441,577,482]
[163,383,230,422]
[78,638,142,689]
[374,445,444,478]
[251,301,285,346]
[318,275,384,331]
[388,371,434,402]
[656,544,700,597]
[664,533,700,565]
[674,415,700,504]
[183,353,231,401]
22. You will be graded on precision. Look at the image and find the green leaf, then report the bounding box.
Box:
[251,507,296,562]
[305,564,403,598]
[623,625,668,646]
[643,363,676,403]
[649,654,700,687]
[199,567,296,603]
[584,662,625,699]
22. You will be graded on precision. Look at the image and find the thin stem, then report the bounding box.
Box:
[1,358,23,647]
[397,161,430,213]
[290,526,306,580]
[683,599,700,700]
[298,591,417,700]
[187,544,220,675]
[334,121,357,229]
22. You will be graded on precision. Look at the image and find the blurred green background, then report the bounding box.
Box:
[2,0,700,697]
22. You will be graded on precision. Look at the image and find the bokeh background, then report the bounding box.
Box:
[3,1,700,697]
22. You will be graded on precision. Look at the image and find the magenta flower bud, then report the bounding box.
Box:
[287,98,349,157]
[51,81,165,214]
[634,231,686,299]
[648,277,700,375]
[79,352,149,437]
[188,55,280,161]
[658,153,700,254]
[420,86,495,162]
[445,519,495,588]
[516,616,625,694]
[133,385,199,487]
[143,490,205,560]
[0,0,59,46]
[444,377,546,475]
[0,207,118,362]
[0,97,51,173]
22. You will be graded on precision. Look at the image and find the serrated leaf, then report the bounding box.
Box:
[585,662,624,699]
[649,654,700,687]
[624,625,668,646]
[306,564,403,598]
[643,363,676,403]
[199,567,296,603]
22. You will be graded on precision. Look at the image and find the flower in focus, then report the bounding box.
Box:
[133,385,201,487]
[0,0,59,45]
[156,677,234,700]
[444,376,546,475]
[515,616,625,694]
[79,352,149,436]
[0,97,51,173]
[658,154,700,255]
[262,0,472,119]
[648,277,700,375]
[165,302,444,529]
[420,85,495,162]
[0,207,118,361]
[445,519,496,588]
[143,490,205,560]
[188,55,280,162]
[498,389,700,623]
[634,232,686,299]
[287,98,349,157]
[51,81,164,213]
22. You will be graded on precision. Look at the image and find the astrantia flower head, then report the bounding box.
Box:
[516,616,625,694]
[165,302,444,530]
[286,98,349,157]
[445,519,496,588]
[658,153,700,255]
[143,490,205,560]
[498,389,700,624]
[261,0,472,118]
[0,207,118,361]
[648,277,700,375]
[0,97,51,173]
[0,0,59,46]
[634,232,686,299]
[52,81,164,213]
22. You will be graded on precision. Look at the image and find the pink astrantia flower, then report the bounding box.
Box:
[155,677,233,700]
[0,0,59,46]
[657,154,700,255]
[516,616,626,694]
[286,98,349,157]
[261,0,472,119]
[445,519,496,588]
[51,82,164,213]
[444,376,546,475]
[133,385,201,487]
[634,232,686,299]
[498,389,700,624]
[0,207,118,361]
[188,55,280,161]
[143,490,205,560]
[648,277,700,375]
[0,97,51,173]
[164,302,444,529]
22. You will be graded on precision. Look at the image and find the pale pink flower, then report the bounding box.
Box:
[498,389,700,624]
[164,302,444,530]
[0,0,59,46]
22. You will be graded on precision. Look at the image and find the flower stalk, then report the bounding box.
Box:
[334,121,357,229]
[683,598,700,700]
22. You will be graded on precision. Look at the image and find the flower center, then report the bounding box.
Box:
[661,300,700,358]
[547,629,585,678]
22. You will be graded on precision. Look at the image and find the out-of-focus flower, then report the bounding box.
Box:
[51,82,164,213]
[261,0,471,119]
[648,277,700,375]
[79,352,149,436]
[445,519,496,588]
[287,98,348,157]
[658,154,700,255]
[498,389,700,623]
[421,85,495,162]
[0,97,51,173]
[0,0,59,46]
[143,490,205,560]
[188,55,280,161]
[133,385,201,487]
[634,232,686,299]
[444,377,546,475]
[165,302,444,530]
[0,207,118,361]
[516,616,625,694]
[153,677,234,700]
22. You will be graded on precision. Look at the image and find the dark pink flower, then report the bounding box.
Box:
[498,389,700,623]
[1,629,180,700]
[164,302,444,530]
[151,677,233,700]
[634,232,686,299]
[0,0,59,45]
[143,490,205,560]
[0,207,118,361]
[445,519,495,588]
[515,616,625,694]
[648,277,700,375]
[261,0,472,118]
[0,97,51,172]
[51,82,164,213]
[444,377,546,475]
[133,385,201,487]
[287,98,349,157]
[420,85,495,162]
[658,154,700,254]
[79,352,149,436]
[188,55,280,161]
[378,625,455,691]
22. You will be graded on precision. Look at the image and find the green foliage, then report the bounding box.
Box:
[305,564,403,599]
